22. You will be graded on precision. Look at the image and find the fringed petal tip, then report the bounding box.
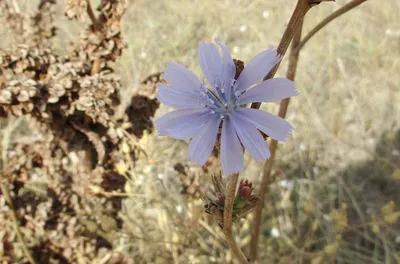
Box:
[155,126,168,137]
[160,73,167,83]
[224,168,242,177]
[266,48,282,60]
[280,126,295,143]
[222,162,244,177]
[154,119,168,136]
[284,79,300,96]
[292,81,300,97]
[155,82,162,97]
[162,62,202,94]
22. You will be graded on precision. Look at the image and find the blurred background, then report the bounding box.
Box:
[1,0,400,263]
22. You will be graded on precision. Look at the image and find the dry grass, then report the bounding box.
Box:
[1,0,400,263]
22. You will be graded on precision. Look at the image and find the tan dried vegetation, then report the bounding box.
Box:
[0,0,400,263]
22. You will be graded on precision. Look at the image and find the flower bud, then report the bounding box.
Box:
[238,179,253,201]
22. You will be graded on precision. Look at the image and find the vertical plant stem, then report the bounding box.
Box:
[249,18,305,262]
[223,173,249,264]
[0,118,35,263]
[87,0,102,77]
[0,181,37,264]
[86,0,100,30]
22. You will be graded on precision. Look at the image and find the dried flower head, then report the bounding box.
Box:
[156,40,298,175]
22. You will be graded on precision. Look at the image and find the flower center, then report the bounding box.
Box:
[198,78,239,118]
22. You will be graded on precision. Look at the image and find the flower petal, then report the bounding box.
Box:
[230,112,270,161]
[198,42,222,88]
[235,49,281,93]
[166,111,214,139]
[235,108,293,142]
[155,108,210,136]
[162,62,202,94]
[221,116,244,175]
[188,115,221,166]
[238,78,298,105]
[157,84,201,109]
[216,41,235,94]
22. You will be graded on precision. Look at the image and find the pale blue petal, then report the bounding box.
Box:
[235,49,281,93]
[157,84,201,109]
[216,40,235,97]
[235,108,293,142]
[155,108,210,136]
[166,111,214,139]
[238,78,298,105]
[188,115,221,166]
[162,62,201,94]
[221,116,244,175]
[198,42,222,88]
[230,112,270,161]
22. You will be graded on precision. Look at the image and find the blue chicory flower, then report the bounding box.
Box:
[155,41,298,175]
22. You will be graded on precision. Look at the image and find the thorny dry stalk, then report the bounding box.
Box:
[297,0,368,52]
[249,0,369,261]
[223,173,249,264]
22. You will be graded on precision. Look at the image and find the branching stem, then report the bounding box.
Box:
[249,0,367,261]
[251,0,309,110]
[297,0,368,52]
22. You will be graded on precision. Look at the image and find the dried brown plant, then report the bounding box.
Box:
[0,0,159,262]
